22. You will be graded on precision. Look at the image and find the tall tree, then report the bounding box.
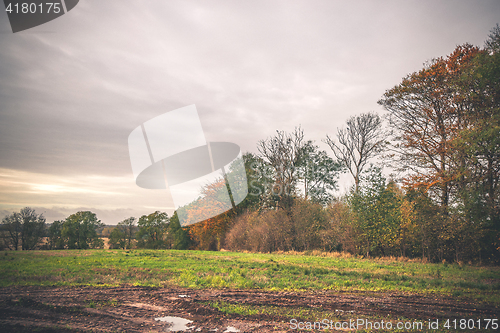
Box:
[325,112,385,192]
[378,44,481,209]
[457,27,500,260]
[378,30,500,262]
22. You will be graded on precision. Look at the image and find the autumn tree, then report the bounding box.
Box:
[326,200,358,253]
[325,112,386,192]
[398,195,416,258]
[224,209,294,253]
[182,177,236,250]
[378,28,500,262]
[378,44,481,210]
[187,212,233,251]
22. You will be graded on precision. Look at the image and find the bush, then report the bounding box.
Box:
[226,199,331,253]
[326,200,356,253]
[225,209,294,252]
[290,199,329,251]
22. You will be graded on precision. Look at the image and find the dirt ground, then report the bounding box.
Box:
[0,286,497,332]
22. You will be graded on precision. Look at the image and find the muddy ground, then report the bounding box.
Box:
[0,286,497,332]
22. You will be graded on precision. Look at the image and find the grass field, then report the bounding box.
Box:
[1,249,499,305]
[1,249,499,332]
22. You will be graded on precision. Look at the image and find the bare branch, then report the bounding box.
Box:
[325,112,385,191]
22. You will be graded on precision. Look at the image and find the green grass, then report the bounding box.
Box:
[0,249,499,305]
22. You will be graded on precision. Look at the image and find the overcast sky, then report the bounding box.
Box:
[0,0,499,224]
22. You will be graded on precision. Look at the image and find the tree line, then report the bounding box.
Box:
[188,25,500,264]
[0,208,190,251]
[1,26,498,264]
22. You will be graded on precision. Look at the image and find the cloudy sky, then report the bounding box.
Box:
[0,0,499,224]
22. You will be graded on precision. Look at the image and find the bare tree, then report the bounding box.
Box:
[257,126,306,209]
[325,112,385,191]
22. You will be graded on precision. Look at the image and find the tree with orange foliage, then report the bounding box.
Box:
[378,43,481,210]
[379,26,500,262]
[183,177,235,250]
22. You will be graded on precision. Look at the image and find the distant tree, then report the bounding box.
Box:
[108,228,125,249]
[109,217,136,249]
[1,207,46,250]
[136,211,169,249]
[2,213,21,250]
[326,112,386,192]
[101,227,113,238]
[62,211,104,249]
[0,232,7,251]
[19,208,46,250]
[48,220,65,249]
